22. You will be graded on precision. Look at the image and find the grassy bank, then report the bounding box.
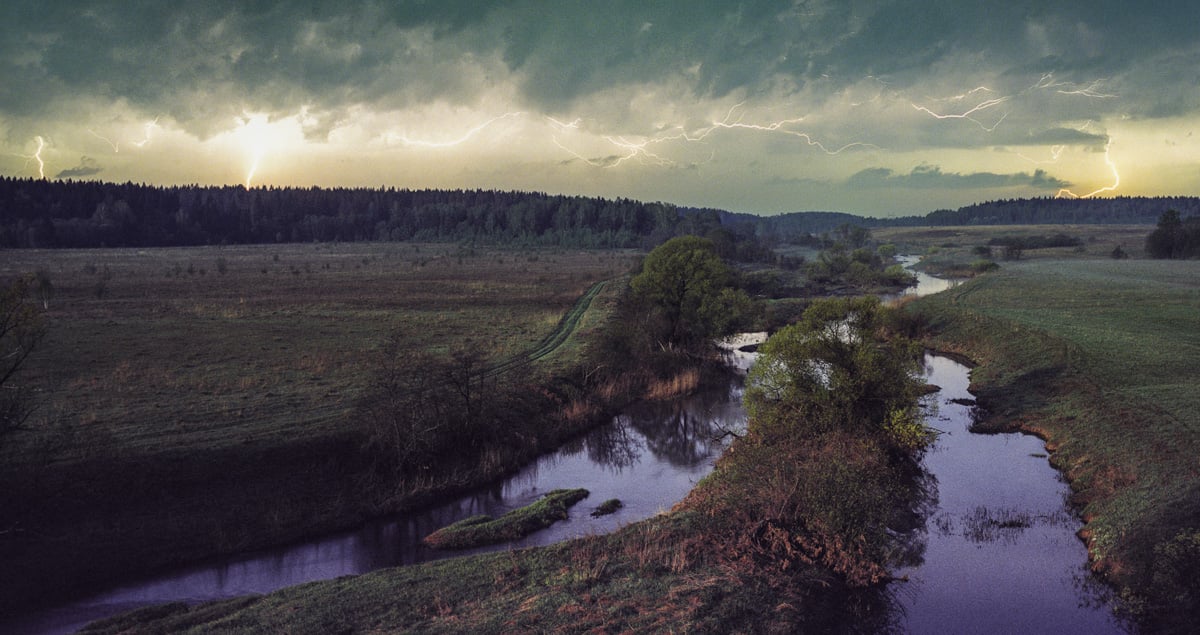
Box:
[909,258,1200,629]
[0,243,638,612]
[82,299,925,634]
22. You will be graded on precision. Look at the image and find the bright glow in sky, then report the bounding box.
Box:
[2,1,1199,215]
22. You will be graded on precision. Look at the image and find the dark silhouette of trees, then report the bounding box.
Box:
[1146,210,1200,259]
[0,177,684,249]
[4,177,1198,250]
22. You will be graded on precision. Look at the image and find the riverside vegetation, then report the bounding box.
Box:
[0,243,643,613]
[908,257,1200,632]
[78,250,935,633]
[18,220,1182,632]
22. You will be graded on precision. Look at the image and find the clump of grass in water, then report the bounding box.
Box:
[423,489,589,550]
[591,499,623,517]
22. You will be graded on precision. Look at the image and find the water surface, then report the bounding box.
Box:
[894,354,1125,633]
[4,362,754,635]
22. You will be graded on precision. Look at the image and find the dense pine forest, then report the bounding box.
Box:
[1,176,1195,249]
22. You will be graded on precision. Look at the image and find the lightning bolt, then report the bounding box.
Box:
[545,116,582,131]
[913,75,1116,134]
[1056,139,1119,199]
[386,112,524,148]
[131,117,160,148]
[702,103,876,154]
[19,136,47,179]
[88,117,160,154]
[245,147,264,188]
[236,115,269,188]
[1017,144,1066,165]
[89,129,120,153]
[910,90,1012,132]
[1032,74,1115,99]
[552,103,873,168]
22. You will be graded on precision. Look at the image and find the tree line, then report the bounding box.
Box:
[3,176,1197,250]
[0,177,682,249]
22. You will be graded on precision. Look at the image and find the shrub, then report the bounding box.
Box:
[969,259,1000,273]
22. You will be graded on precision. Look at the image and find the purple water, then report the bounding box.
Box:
[893,354,1127,633]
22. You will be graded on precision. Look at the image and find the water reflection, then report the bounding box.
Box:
[8,359,752,635]
[892,354,1127,633]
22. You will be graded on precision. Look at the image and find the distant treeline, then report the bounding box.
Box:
[0,178,687,249]
[720,197,1200,238]
[1,176,1195,249]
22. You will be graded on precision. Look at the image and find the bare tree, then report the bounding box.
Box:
[1,276,47,443]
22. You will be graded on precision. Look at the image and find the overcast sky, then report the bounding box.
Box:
[2,1,1198,215]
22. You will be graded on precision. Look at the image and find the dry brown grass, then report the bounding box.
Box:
[643,368,701,401]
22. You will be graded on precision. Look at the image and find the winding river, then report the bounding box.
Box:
[4,257,1127,634]
[896,354,1126,633]
[3,342,756,635]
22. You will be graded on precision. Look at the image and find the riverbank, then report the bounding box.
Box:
[908,258,1200,631]
[0,246,645,618]
[79,298,927,634]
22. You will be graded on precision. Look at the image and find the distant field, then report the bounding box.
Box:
[1,243,637,464]
[873,224,1152,259]
[912,257,1200,620]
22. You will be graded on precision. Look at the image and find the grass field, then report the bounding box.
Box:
[872,224,1153,260]
[2,243,635,461]
[910,257,1200,626]
[0,243,638,612]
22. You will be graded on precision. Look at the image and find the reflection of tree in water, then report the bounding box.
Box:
[626,392,731,467]
[583,416,641,471]
[888,469,938,570]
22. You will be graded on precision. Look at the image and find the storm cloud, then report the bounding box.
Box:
[1,1,1197,214]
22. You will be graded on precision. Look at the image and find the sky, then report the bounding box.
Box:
[2,1,1198,216]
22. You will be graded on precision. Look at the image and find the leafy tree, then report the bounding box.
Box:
[1145,209,1200,259]
[630,236,752,347]
[744,296,927,453]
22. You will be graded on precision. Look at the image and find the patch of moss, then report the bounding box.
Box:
[423,488,589,550]
[591,498,623,517]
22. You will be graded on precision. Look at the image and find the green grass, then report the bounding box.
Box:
[873,224,1153,261]
[423,489,590,550]
[591,498,623,517]
[910,257,1200,625]
[0,243,638,613]
[1,243,637,462]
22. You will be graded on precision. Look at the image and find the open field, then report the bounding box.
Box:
[873,224,1154,272]
[910,258,1200,627]
[2,243,635,461]
[0,243,638,612]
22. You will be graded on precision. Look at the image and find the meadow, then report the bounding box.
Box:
[0,242,637,612]
[910,257,1200,628]
[2,243,634,458]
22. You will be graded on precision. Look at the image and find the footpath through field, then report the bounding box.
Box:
[481,279,609,377]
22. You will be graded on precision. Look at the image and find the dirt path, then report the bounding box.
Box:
[482,280,609,377]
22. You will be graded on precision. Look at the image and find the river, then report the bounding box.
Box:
[3,341,758,635]
[4,257,1126,634]
[895,353,1126,633]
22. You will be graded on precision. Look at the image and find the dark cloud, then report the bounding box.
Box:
[847,165,1069,190]
[55,155,102,179]
[1,0,1197,134]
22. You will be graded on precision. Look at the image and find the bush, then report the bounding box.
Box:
[969,259,1000,273]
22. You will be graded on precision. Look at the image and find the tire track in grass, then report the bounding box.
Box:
[482,280,609,378]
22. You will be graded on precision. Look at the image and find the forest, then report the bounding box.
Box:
[1,176,1195,250]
